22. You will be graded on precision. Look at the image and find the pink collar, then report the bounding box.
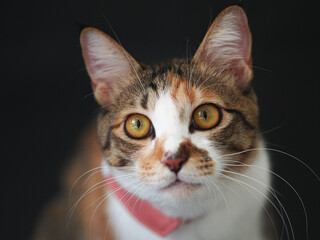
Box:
[106,176,182,237]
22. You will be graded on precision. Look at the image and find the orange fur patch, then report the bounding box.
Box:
[135,135,168,180]
[139,135,167,169]
[168,73,196,106]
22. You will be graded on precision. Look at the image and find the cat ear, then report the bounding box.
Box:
[193,6,252,91]
[80,27,140,107]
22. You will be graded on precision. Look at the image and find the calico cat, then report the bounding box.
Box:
[33,5,272,240]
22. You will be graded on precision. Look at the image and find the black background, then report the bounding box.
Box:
[1,0,319,239]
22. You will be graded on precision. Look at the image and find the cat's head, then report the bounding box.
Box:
[80,6,259,218]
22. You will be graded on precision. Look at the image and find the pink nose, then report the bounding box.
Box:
[161,157,187,173]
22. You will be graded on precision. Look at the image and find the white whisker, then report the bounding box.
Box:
[219,173,294,240]
[101,14,146,93]
[217,179,280,240]
[217,147,320,182]
[66,173,136,227]
[89,179,140,234]
[221,162,309,239]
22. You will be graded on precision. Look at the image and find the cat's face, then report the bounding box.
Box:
[81,6,259,218]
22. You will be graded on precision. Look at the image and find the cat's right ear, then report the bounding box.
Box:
[80,27,140,107]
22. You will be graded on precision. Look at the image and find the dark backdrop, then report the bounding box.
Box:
[1,0,319,239]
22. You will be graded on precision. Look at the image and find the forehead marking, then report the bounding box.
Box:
[151,90,189,153]
[167,73,196,106]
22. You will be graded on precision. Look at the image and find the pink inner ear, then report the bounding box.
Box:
[231,59,252,91]
[207,10,251,64]
[80,27,140,107]
[94,83,108,105]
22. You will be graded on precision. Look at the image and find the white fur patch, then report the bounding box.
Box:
[150,91,189,153]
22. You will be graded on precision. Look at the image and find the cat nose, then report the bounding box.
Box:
[161,154,187,173]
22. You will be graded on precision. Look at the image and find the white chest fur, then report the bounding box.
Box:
[105,149,270,240]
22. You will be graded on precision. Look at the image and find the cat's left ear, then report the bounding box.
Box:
[193,6,252,91]
[80,27,140,107]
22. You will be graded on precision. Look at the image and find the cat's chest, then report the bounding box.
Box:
[106,194,212,240]
[105,192,262,240]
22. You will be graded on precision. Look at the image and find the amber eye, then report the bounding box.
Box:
[192,104,221,130]
[125,114,152,139]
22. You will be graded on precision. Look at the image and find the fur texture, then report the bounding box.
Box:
[33,5,272,240]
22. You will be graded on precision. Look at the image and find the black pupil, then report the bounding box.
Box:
[137,119,141,128]
[203,110,207,119]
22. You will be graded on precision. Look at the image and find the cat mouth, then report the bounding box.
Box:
[161,179,201,191]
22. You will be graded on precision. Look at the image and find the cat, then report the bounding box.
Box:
[33,5,273,240]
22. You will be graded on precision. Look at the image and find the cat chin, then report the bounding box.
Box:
[148,187,217,220]
[160,179,201,192]
[130,180,219,220]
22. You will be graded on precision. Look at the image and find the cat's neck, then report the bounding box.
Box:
[105,174,182,237]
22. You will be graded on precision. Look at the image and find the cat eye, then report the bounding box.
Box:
[124,114,153,139]
[192,104,221,130]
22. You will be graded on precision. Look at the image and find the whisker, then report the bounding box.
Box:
[217,179,280,240]
[66,178,108,227]
[221,162,309,239]
[219,173,294,240]
[203,180,218,207]
[185,37,190,85]
[206,180,230,215]
[82,92,95,100]
[252,65,273,72]
[69,166,108,201]
[259,119,288,136]
[196,64,226,89]
[194,55,220,87]
[196,62,270,89]
[122,182,144,213]
[69,165,135,202]
[98,79,142,98]
[66,173,135,227]
[189,3,212,85]
[80,169,108,190]
[101,14,146,93]
[89,179,140,234]
[104,214,113,240]
[217,147,320,182]
[190,12,220,87]
[129,188,144,217]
